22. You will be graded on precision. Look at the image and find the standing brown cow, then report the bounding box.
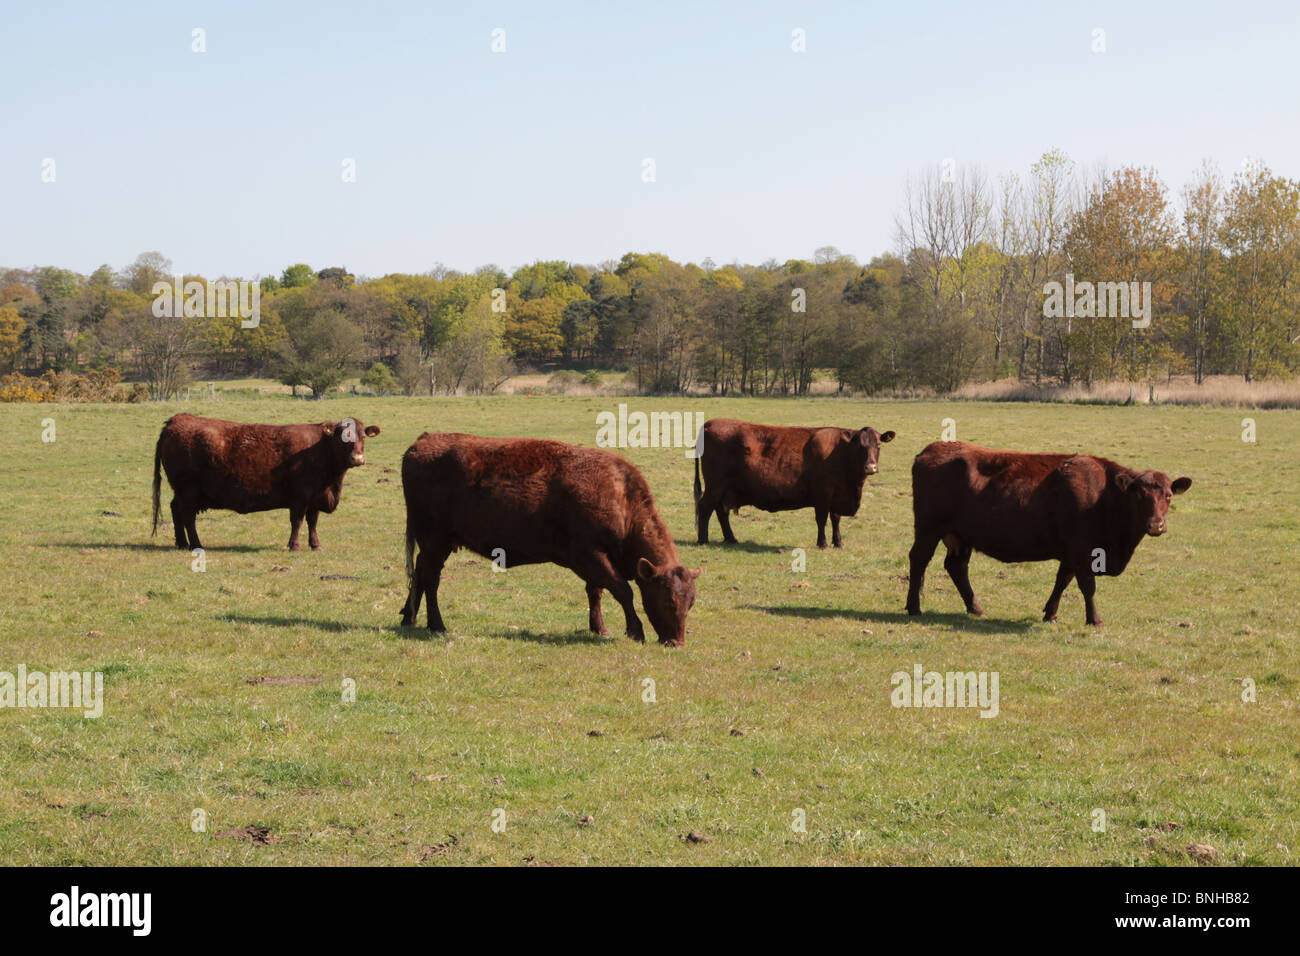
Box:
[694,418,895,548]
[400,433,701,646]
[905,441,1192,626]
[151,414,381,551]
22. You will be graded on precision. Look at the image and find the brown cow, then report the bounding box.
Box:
[905,441,1192,626]
[151,414,381,551]
[694,418,895,548]
[400,433,701,646]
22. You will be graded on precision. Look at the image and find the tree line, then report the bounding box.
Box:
[2,150,1296,399]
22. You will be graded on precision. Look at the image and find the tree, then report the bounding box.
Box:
[428,292,513,394]
[275,310,363,398]
[130,304,201,400]
[121,252,173,297]
[0,307,23,370]
[1176,161,1224,383]
[1219,164,1300,380]
[393,342,426,395]
[280,263,316,289]
[360,361,399,394]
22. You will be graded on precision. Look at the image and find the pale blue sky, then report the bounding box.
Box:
[2,0,1297,278]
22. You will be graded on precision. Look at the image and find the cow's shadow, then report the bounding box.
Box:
[222,613,357,633]
[678,538,791,555]
[749,604,1037,633]
[498,628,612,647]
[47,541,268,553]
[391,622,608,646]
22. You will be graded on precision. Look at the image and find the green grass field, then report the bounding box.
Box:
[0,394,1296,865]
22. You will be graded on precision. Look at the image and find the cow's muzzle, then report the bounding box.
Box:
[1148,521,1166,536]
[865,464,879,476]
[350,454,365,467]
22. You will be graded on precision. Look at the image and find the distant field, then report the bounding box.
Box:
[0,395,1296,865]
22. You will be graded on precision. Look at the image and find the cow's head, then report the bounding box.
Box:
[322,418,381,468]
[636,558,701,647]
[1114,470,1192,536]
[850,427,896,477]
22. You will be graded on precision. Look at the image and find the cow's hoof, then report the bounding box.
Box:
[288,543,301,552]
[967,605,984,617]
[833,542,843,549]
[906,606,921,616]
[627,632,646,643]
[658,639,684,648]
[1043,611,1058,623]
[309,544,321,551]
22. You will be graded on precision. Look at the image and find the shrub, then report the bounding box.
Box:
[360,362,399,395]
[0,368,128,403]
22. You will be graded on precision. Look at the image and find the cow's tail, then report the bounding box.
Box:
[404,506,418,599]
[150,432,164,537]
[693,447,702,511]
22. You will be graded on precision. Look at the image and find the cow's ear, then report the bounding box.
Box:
[364,425,381,437]
[1171,476,1192,495]
[1114,472,1134,492]
[689,566,702,580]
[880,430,896,443]
[637,557,658,581]
[321,423,335,437]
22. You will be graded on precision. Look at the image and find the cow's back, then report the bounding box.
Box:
[159,414,318,511]
[403,433,645,569]
[912,441,1106,562]
[702,418,837,510]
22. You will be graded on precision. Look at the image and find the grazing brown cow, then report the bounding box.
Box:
[151,414,381,551]
[400,433,701,646]
[905,441,1192,626]
[694,418,895,548]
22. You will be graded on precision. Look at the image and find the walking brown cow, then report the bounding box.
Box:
[905,441,1192,626]
[151,414,381,551]
[400,433,701,646]
[694,418,895,548]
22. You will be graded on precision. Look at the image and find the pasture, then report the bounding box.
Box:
[0,394,1295,865]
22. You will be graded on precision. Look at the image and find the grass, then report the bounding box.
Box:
[0,394,1296,865]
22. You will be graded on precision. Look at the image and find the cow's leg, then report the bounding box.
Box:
[1076,567,1102,626]
[906,531,941,615]
[421,545,451,632]
[586,583,609,636]
[185,511,202,551]
[607,578,644,642]
[576,554,645,641]
[716,506,737,544]
[696,491,713,544]
[306,509,321,550]
[1042,563,1074,622]
[942,536,983,616]
[815,507,829,549]
[169,499,188,550]
[287,505,306,551]
[830,513,843,548]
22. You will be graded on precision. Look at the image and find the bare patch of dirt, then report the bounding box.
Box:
[246,676,321,686]
[216,825,278,846]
